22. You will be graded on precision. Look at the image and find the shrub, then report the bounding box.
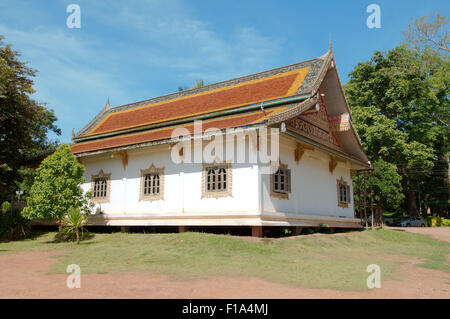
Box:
[0,209,30,240]
[1,201,11,214]
[426,217,450,227]
[437,217,450,227]
[22,144,93,241]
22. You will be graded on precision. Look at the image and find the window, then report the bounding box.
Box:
[140,163,164,201]
[143,173,160,195]
[93,178,108,198]
[273,167,291,194]
[91,169,111,204]
[337,177,351,208]
[202,163,232,198]
[270,161,291,199]
[206,166,228,192]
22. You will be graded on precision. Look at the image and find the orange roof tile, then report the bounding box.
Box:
[84,67,310,137]
[71,108,283,154]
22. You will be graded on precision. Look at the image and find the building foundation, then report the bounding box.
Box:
[178,226,188,233]
[252,226,263,237]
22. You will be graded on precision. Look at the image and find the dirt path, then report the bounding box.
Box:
[388,227,450,243]
[0,250,448,299]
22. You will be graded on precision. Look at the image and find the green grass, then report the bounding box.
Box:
[0,229,448,291]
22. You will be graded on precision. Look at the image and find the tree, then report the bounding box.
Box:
[371,160,404,212]
[0,35,60,200]
[178,79,205,91]
[403,14,449,217]
[404,13,449,53]
[22,144,91,240]
[192,79,205,89]
[345,44,448,216]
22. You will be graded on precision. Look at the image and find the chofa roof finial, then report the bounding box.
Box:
[105,97,111,109]
[329,34,332,52]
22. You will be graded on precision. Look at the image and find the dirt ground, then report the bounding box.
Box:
[388,226,450,243]
[0,227,449,299]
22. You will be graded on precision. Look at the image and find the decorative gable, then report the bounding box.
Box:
[285,91,343,152]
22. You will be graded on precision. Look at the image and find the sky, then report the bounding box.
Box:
[0,0,448,143]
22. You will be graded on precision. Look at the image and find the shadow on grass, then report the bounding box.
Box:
[0,230,51,243]
[45,231,96,244]
[77,240,98,246]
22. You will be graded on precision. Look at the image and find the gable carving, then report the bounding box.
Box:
[285,90,343,151]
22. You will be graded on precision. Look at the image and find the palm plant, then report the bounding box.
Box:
[61,208,88,244]
[192,79,205,88]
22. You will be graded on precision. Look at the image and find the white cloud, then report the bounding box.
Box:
[92,0,283,79]
[0,24,133,140]
[0,0,284,141]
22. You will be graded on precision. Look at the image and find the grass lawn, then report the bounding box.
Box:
[0,228,449,291]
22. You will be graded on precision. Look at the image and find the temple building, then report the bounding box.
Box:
[71,47,371,236]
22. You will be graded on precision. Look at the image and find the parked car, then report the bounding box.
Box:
[399,217,427,227]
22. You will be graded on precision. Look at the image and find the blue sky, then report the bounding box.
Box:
[0,0,448,143]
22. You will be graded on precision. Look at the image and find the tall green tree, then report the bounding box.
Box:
[22,144,91,240]
[0,35,60,200]
[345,14,449,217]
[403,14,450,217]
[370,160,404,212]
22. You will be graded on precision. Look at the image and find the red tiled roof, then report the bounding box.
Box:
[83,67,310,137]
[71,108,284,154]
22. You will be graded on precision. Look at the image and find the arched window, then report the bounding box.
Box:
[337,177,351,208]
[206,166,227,192]
[270,161,291,199]
[202,163,232,198]
[91,169,111,204]
[140,164,165,201]
[143,173,160,195]
[273,167,291,194]
[207,168,216,191]
[93,177,108,198]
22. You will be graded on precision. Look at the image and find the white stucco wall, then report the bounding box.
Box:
[80,132,356,225]
[260,135,355,218]
[81,154,126,216]
[81,142,260,216]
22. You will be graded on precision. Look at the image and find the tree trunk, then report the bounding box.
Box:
[364,172,368,228]
[76,227,80,244]
[377,207,383,227]
[401,169,419,217]
[407,189,419,217]
[370,171,374,230]
[58,218,62,242]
